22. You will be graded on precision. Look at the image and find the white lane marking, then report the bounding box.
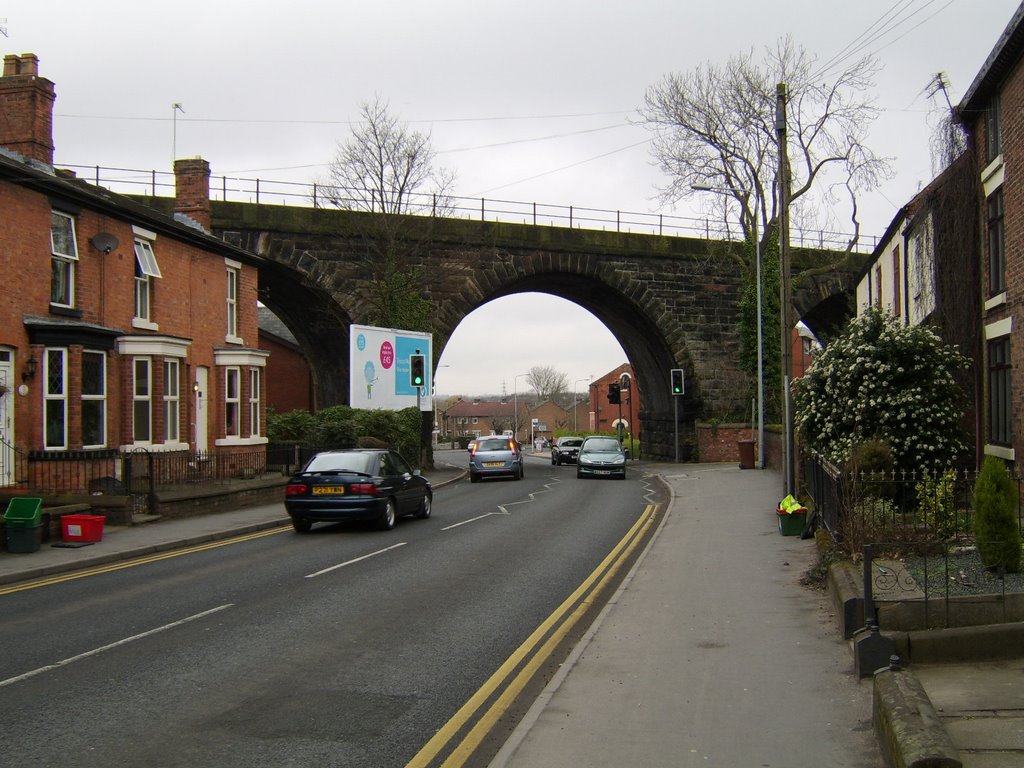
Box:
[305,542,407,578]
[0,603,234,689]
[442,513,503,530]
[443,477,562,530]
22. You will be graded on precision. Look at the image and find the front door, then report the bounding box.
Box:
[0,349,14,486]
[195,366,209,453]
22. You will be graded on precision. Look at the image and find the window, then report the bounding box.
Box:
[249,368,261,437]
[226,266,239,339]
[225,367,240,437]
[50,211,78,307]
[44,348,67,449]
[134,238,162,321]
[82,351,106,448]
[988,337,1012,446]
[164,359,180,442]
[891,246,901,319]
[988,188,1005,296]
[133,358,152,443]
[987,93,1002,162]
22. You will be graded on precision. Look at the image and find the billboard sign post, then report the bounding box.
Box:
[349,324,433,412]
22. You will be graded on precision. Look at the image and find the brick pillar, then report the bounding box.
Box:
[0,53,56,166]
[174,157,212,232]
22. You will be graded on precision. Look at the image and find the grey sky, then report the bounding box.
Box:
[4,0,1019,395]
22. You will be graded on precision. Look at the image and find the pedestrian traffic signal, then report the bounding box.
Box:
[670,368,684,395]
[607,382,621,404]
[409,354,426,388]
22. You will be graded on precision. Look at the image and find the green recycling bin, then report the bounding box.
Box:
[4,497,42,527]
[4,498,43,553]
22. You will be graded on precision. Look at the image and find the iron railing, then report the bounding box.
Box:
[0,440,277,496]
[60,163,878,254]
[861,540,1024,630]
[803,452,1023,544]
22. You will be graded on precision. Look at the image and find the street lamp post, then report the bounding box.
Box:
[692,184,764,470]
[513,373,528,441]
[573,377,591,433]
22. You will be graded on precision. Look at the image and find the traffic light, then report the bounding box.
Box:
[409,354,426,388]
[670,368,684,396]
[607,382,621,404]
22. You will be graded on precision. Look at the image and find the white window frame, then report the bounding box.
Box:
[213,347,269,447]
[43,348,68,450]
[50,211,79,308]
[133,357,152,444]
[225,366,241,438]
[81,350,107,449]
[133,235,162,328]
[226,259,241,343]
[249,368,261,437]
[164,358,180,443]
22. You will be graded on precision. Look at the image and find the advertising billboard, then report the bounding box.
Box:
[349,324,432,412]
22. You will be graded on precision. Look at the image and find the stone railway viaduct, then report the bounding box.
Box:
[148,198,864,460]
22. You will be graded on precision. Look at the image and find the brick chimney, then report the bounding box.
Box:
[0,53,56,166]
[174,157,211,232]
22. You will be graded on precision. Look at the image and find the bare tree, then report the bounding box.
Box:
[322,95,456,214]
[526,365,569,403]
[638,36,892,260]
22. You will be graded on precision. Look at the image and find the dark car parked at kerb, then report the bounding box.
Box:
[551,436,584,465]
[284,448,432,532]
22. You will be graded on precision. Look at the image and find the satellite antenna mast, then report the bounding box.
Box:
[172,102,185,163]
[0,19,9,37]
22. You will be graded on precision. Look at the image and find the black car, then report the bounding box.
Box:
[551,436,584,465]
[284,448,432,532]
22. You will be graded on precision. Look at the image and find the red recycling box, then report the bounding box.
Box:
[62,514,105,543]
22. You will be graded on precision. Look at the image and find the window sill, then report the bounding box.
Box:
[49,304,83,319]
[984,292,1007,312]
[132,318,160,331]
[215,436,269,447]
[224,334,244,345]
[984,444,1015,461]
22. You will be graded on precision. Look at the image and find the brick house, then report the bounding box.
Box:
[0,54,267,498]
[589,364,641,438]
[958,4,1024,467]
[258,307,315,414]
[441,398,519,439]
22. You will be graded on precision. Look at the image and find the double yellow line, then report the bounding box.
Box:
[0,527,286,596]
[407,502,660,768]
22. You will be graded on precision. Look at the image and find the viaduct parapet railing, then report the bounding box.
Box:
[60,163,877,254]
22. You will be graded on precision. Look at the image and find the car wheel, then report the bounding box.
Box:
[378,498,397,530]
[291,517,312,533]
[470,472,480,483]
[551,455,557,465]
[577,469,584,479]
[415,492,432,519]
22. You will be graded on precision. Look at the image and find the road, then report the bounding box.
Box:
[0,450,665,767]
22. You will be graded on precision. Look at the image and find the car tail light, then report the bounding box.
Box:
[349,482,378,495]
[285,483,308,496]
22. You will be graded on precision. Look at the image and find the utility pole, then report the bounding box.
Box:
[776,82,795,496]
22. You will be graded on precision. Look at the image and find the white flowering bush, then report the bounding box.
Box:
[793,307,968,474]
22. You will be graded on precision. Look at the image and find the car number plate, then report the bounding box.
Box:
[483,462,504,467]
[595,470,612,475]
[313,486,345,495]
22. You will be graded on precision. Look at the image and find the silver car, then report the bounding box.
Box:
[576,436,627,479]
[469,436,524,482]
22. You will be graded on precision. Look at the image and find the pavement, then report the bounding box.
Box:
[2,457,1023,767]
